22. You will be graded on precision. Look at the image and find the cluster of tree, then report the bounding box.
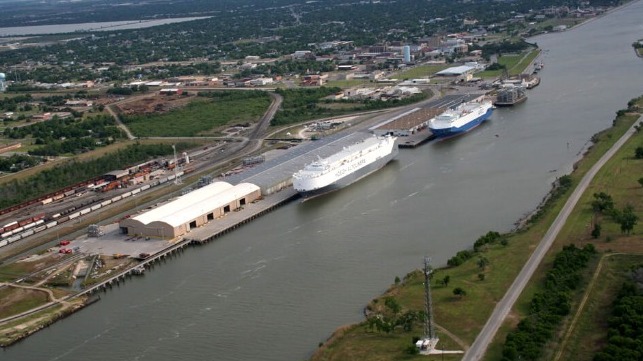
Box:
[0,154,41,173]
[107,86,149,96]
[3,115,124,156]
[365,296,423,335]
[501,244,597,361]
[196,90,269,101]
[594,280,643,361]
[445,231,504,267]
[590,192,639,235]
[481,40,532,58]
[0,143,193,209]
[0,94,33,112]
[235,60,337,79]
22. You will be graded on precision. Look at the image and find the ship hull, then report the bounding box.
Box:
[297,146,398,199]
[493,95,527,107]
[430,107,493,138]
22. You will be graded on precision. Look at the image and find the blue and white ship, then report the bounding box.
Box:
[429,100,494,138]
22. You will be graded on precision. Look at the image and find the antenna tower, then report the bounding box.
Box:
[172,144,182,185]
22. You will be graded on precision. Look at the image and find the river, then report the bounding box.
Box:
[0,17,209,37]
[3,1,643,360]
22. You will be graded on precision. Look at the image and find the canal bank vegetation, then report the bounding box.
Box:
[309,96,642,361]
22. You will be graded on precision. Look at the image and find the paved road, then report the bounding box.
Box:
[462,115,643,361]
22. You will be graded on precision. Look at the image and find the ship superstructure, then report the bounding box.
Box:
[292,135,398,198]
[428,100,494,138]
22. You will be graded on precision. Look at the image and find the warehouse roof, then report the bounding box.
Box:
[152,183,260,228]
[435,65,476,76]
[132,181,234,225]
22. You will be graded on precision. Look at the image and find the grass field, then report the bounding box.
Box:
[476,49,540,78]
[555,254,643,361]
[395,64,452,80]
[309,98,642,361]
[0,287,49,319]
[122,96,271,137]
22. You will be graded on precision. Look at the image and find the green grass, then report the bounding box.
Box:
[122,96,271,137]
[395,64,451,79]
[477,49,540,78]
[0,287,50,319]
[557,254,643,361]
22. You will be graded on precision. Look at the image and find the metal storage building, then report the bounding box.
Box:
[119,182,261,239]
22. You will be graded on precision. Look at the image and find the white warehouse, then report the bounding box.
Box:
[120,182,261,239]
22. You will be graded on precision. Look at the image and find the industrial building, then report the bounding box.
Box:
[119,181,261,239]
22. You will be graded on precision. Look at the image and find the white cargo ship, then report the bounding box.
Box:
[429,100,494,138]
[292,135,398,198]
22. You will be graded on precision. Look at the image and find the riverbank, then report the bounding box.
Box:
[309,99,643,360]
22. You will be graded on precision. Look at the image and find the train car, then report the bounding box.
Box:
[90,204,102,211]
[122,191,132,198]
[167,175,176,181]
[1,231,13,238]
[53,194,64,201]
[18,218,33,227]
[158,177,168,185]
[0,240,8,248]
[13,226,24,234]
[131,188,141,195]
[7,234,21,243]
[79,208,91,215]
[46,221,58,229]
[23,222,36,231]
[101,200,112,207]
[34,225,47,233]
[140,184,151,191]
[41,198,53,205]
[111,195,122,202]
[64,190,76,197]
[22,229,35,238]
[4,223,19,232]
[52,213,61,219]
[68,212,81,220]
[57,216,70,223]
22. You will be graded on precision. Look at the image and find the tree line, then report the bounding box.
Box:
[0,143,193,209]
[501,244,597,361]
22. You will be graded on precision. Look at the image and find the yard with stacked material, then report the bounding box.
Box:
[310,96,642,361]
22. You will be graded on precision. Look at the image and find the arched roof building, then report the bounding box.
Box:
[120,182,261,239]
